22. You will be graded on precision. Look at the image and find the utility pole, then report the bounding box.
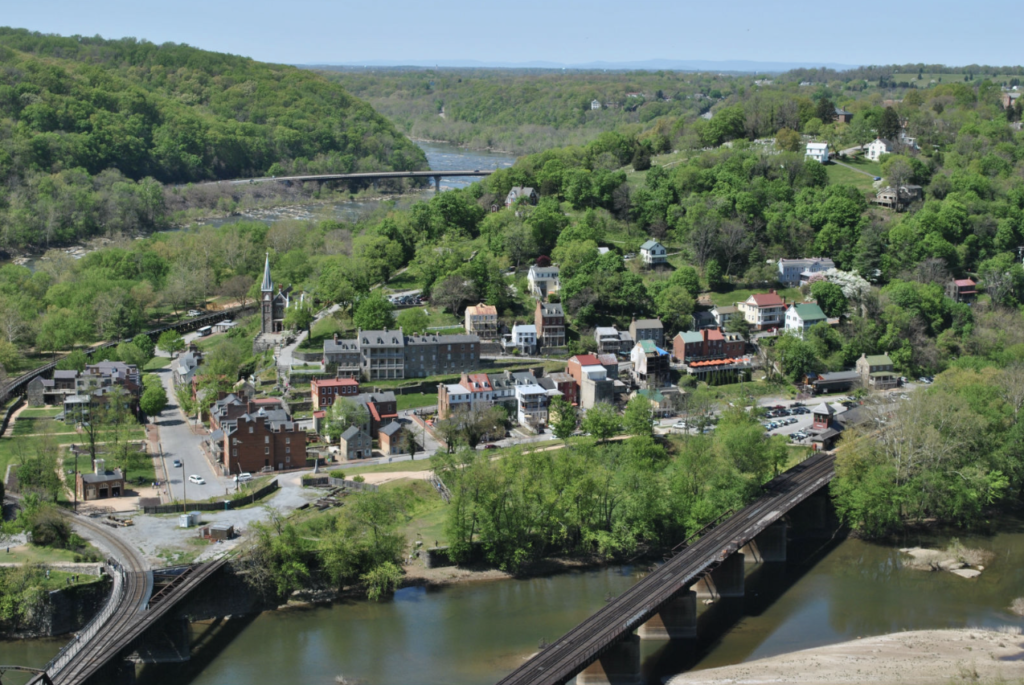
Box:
[181,462,186,514]
[72,444,78,513]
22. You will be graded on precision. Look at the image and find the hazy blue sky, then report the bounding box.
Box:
[2,0,1020,68]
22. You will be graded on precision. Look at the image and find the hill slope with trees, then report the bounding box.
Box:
[0,27,427,247]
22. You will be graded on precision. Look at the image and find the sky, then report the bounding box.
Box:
[2,0,1021,69]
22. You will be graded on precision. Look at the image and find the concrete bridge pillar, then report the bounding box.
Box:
[433,175,443,191]
[126,617,191,664]
[578,634,641,685]
[638,589,696,640]
[741,521,787,563]
[695,552,745,599]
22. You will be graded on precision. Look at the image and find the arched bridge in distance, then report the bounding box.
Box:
[493,450,837,685]
[206,169,494,190]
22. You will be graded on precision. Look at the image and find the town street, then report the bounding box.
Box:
[152,331,231,502]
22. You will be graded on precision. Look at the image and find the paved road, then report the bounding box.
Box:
[151,353,231,502]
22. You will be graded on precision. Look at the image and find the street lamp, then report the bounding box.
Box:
[180,462,187,513]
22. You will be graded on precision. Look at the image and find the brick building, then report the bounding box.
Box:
[535,301,566,348]
[222,406,308,474]
[311,378,360,410]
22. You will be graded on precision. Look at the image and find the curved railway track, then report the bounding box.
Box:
[47,514,149,685]
[495,451,836,685]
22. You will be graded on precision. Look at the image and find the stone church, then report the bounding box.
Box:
[260,253,291,334]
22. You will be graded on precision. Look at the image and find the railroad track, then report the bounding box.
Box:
[495,451,837,685]
[46,513,150,685]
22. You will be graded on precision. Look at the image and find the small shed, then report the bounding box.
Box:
[209,523,234,540]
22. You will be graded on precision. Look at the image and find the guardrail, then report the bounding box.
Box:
[45,560,126,677]
[0,397,24,438]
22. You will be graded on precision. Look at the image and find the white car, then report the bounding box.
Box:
[672,420,688,429]
[188,474,206,485]
[234,473,253,484]
[187,309,203,318]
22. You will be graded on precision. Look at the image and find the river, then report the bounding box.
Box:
[1,141,516,271]
[5,522,1022,685]
[197,141,516,228]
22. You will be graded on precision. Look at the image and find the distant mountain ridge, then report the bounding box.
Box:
[304,58,862,74]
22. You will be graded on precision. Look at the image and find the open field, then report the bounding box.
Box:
[826,163,879,193]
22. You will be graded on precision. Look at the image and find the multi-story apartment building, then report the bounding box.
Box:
[737,291,786,330]
[535,301,565,348]
[465,303,499,339]
[323,329,480,381]
[322,336,361,378]
[358,329,405,380]
[221,406,307,474]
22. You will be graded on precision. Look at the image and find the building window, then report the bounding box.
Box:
[265,446,270,454]
[265,435,269,444]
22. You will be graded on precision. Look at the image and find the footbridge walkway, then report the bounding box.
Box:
[211,169,493,189]
[495,450,837,685]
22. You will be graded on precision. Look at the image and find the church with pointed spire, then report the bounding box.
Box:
[260,253,291,334]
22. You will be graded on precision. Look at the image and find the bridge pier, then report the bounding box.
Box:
[127,617,191,663]
[695,552,745,599]
[433,175,443,191]
[741,521,787,563]
[578,634,641,685]
[637,589,696,640]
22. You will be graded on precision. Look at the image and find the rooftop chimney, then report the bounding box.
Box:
[94,458,105,475]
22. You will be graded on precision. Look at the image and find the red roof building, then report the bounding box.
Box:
[946,278,978,303]
[311,378,360,410]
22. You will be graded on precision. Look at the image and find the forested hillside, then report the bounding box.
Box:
[319,68,710,153]
[0,27,427,247]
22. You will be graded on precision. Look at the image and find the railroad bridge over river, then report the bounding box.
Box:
[495,450,837,685]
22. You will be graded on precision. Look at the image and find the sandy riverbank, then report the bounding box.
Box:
[667,629,1024,685]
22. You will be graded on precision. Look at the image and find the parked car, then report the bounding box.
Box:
[672,420,688,429]
[234,473,253,484]
[187,309,202,318]
[484,444,499,450]
[172,459,182,468]
[188,474,206,485]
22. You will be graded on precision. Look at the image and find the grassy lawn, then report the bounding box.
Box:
[385,270,419,292]
[826,163,879,194]
[706,286,803,307]
[397,393,438,411]
[144,356,172,370]
[18,408,64,419]
[2,544,84,564]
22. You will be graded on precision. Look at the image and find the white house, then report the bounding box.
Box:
[527,264,560,299]
[591,99,601,110]
[784,303,828,339]
[711,305,738,328]
[805,142,829,163]
[864,138,891,162]
[515,383,550,427]
[639,240,668,266]
[509,323,537,353]
[777,257,835,287]
[736,291,787,330]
